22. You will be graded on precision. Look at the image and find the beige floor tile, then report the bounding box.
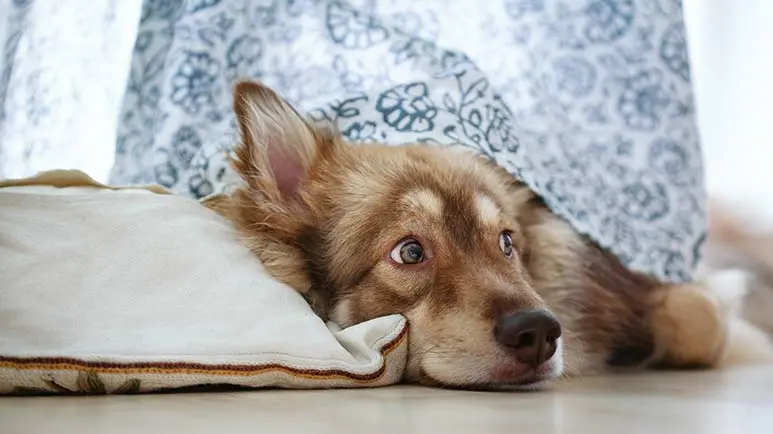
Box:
[2,366,772,434]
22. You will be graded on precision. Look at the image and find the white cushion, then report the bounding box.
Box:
[0,171,407,395]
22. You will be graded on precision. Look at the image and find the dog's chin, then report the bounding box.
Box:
[493,362,564,391]
[416,338,565,391]
[417,368,561,391]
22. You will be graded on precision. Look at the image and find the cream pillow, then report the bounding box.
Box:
[0,171,407,395]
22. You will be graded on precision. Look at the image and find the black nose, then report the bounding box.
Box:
[494,309,562,367]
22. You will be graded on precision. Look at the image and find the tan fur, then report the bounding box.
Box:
[647,284,725,367]
[401,189,445,218]
[220,80,751,389]
[475,194,501,227]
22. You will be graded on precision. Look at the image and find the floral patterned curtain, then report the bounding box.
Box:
[1,0,706,283]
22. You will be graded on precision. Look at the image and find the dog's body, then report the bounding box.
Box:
[220,80,745,389]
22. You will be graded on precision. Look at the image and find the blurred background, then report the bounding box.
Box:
[683,0,773,227]
[1,0,771,224]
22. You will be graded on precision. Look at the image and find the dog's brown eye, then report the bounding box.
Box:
[499,232,514,258]
[390,239,425,265]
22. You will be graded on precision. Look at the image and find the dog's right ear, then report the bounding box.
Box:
[231,80,322,204]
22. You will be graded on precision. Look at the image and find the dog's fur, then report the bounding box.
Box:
[218,80,751,389]
[697,202,773,365]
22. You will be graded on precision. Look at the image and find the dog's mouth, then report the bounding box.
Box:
[414,339,565,391]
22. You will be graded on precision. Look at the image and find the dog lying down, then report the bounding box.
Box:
[220,80,769,390]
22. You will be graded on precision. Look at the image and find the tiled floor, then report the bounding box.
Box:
[2,366,772,434]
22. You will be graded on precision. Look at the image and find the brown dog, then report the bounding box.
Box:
[220,80,734,389]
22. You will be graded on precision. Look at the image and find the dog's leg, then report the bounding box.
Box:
[648,283,727,368]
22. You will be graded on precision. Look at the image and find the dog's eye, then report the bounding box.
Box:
[499,232,514,258]
[390,239,425,265]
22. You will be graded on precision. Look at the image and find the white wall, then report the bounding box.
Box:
[684,0,773,225]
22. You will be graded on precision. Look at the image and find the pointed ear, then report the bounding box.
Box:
[231,80,320,202]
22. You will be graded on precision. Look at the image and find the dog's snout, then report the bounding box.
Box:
[494,309,562,367]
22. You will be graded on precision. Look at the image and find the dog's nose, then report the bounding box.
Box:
[494,309,562,367]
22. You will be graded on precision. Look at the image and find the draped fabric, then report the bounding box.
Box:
[1,0,706,283]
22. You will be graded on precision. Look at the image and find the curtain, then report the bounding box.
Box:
[1,0,705,283]
[0,0,140,181]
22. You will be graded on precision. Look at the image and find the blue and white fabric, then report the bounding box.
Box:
[3,0,707,283]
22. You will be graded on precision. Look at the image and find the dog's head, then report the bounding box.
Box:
[227,80,564,389]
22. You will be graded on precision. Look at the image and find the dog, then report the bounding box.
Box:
[218,79,755,390]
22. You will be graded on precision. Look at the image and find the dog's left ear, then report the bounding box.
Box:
[231,80,323,204]
[228,81,326,306]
